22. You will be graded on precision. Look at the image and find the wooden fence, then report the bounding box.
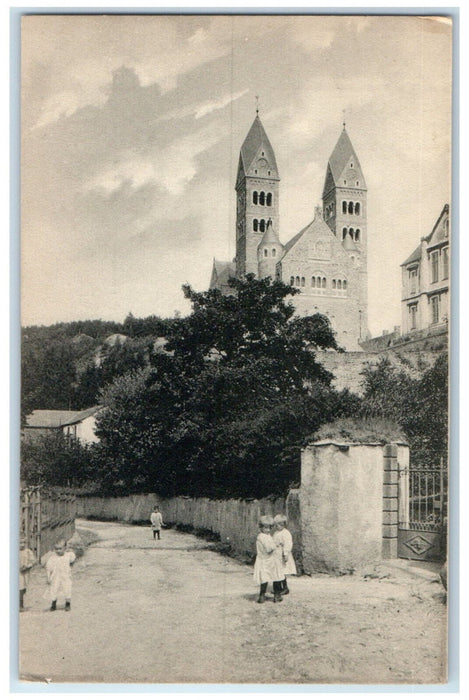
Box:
[20,487,77,559]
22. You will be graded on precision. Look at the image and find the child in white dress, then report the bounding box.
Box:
[253,515,284,603]
[45,539,76,611]
[273,514,297,595]
[19,536,36,611]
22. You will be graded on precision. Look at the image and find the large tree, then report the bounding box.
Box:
[93,276,356,497]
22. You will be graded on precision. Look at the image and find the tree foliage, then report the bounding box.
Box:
[359,354,448,465]
[20,433,94,487]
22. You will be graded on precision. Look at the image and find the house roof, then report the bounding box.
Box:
[401,244,422,267]
[425,203,449,248]
[211,260,236,288]
[26,406,101,429]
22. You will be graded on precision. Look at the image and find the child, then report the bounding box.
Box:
[19,536,35,612]
[253,515,284,603]
[150,505,165,540]
[45,539,76,611]
[273,514,297,595]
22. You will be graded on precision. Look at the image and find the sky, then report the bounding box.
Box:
[20,14,452,337]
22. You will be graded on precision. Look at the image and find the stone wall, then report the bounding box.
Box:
[77,493,296,562]
[316,349,443,395]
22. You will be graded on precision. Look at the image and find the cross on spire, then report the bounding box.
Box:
[342,109,346,129]
[255,95,259,115]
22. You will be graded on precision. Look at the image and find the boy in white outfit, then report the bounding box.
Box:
[253,515,284,603]
[273,514,297,595]
[45,539,76,611]
[150,505,165,540]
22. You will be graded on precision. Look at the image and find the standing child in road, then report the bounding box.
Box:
[45,539,76,611]
[19,536,35,611]
[253,515,284,603]
[150,505,164,540]
[273,514,297,595]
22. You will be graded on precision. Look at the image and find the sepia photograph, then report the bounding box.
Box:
[18,12,452,686]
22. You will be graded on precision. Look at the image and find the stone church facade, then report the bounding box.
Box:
[210,115,369,351]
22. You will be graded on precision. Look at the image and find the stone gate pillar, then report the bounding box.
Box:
[299,441,386,573]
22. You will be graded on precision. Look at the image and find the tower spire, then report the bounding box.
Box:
[255,95,259,116]
[342,109,346,129]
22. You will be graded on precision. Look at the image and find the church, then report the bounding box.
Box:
[209,114,370,351]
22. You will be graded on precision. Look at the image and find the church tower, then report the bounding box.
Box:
[322,126,369,338]
[235,115,280,277]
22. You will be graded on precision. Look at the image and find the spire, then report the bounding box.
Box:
[322,127,366,197]
[237,114,279,184]
[258,218,280,247]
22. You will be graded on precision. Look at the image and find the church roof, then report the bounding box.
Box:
[283,207,344,257]
[323,127,366,196]
[258,219,281,247]
[210,260,236,288]
[237,115,279,183]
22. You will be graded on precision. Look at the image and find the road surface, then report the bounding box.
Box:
[19,519,447,684]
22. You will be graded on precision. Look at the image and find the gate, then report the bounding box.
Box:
[397,462,447,561]
[20,487,77,559]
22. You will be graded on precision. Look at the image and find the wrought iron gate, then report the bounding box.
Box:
[397,462,447,561]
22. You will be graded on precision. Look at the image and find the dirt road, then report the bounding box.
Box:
[19,520,447,684]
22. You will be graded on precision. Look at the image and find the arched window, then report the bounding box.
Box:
[322,277,327,288]
[266,192,272,206]
[290,276,294,286]
[295,276,300,287]
[337,280,342,289]
[342,227,347,240]
[253,219,258,232]
[272,248,276,257]
[343,280,347,290]
[354,229,360,241]
[311,277,316,287]
[355,202,360,215]
[342,201,347,214]
[260,219,266,233]
[332,279,336,289]
[348,202,354,214]
[264,249,268,257]
[301,277,305,287]
[253,191,258,205]
[259,192,265,206]
[349,228,354,238]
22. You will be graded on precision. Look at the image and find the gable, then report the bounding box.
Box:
[281,217,352,266]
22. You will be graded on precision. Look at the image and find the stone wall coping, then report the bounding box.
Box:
[305,440,408,448]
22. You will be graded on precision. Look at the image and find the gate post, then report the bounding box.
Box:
[382,442,409,559]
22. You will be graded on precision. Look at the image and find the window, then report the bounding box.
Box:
[322,277,327,288]
[266,193,272,206]
[354,229,360,241]
[290,276,295,286]
[409,304,418,330]
[348,202,354,214]
[431,251,439,283]
[355,202,360,215]
[264,249,268,257]
[311,277,316,287]
[431,296,440,324]
[409,268,418,295]
[442,247,449,279]
[259,219,266,233]
[272,248,276,257]
[337,280,342,289]
[253,191,258,205]
[343,280,347,290]
[301,277,305,287]
[349,228,354,238]
[295,276,300,287]
[259,191,265,206]
[342,201,347,214]
[332,279,336,289]
[253,219,258,232]
[444,219,449,238]
[342,228,347,240]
